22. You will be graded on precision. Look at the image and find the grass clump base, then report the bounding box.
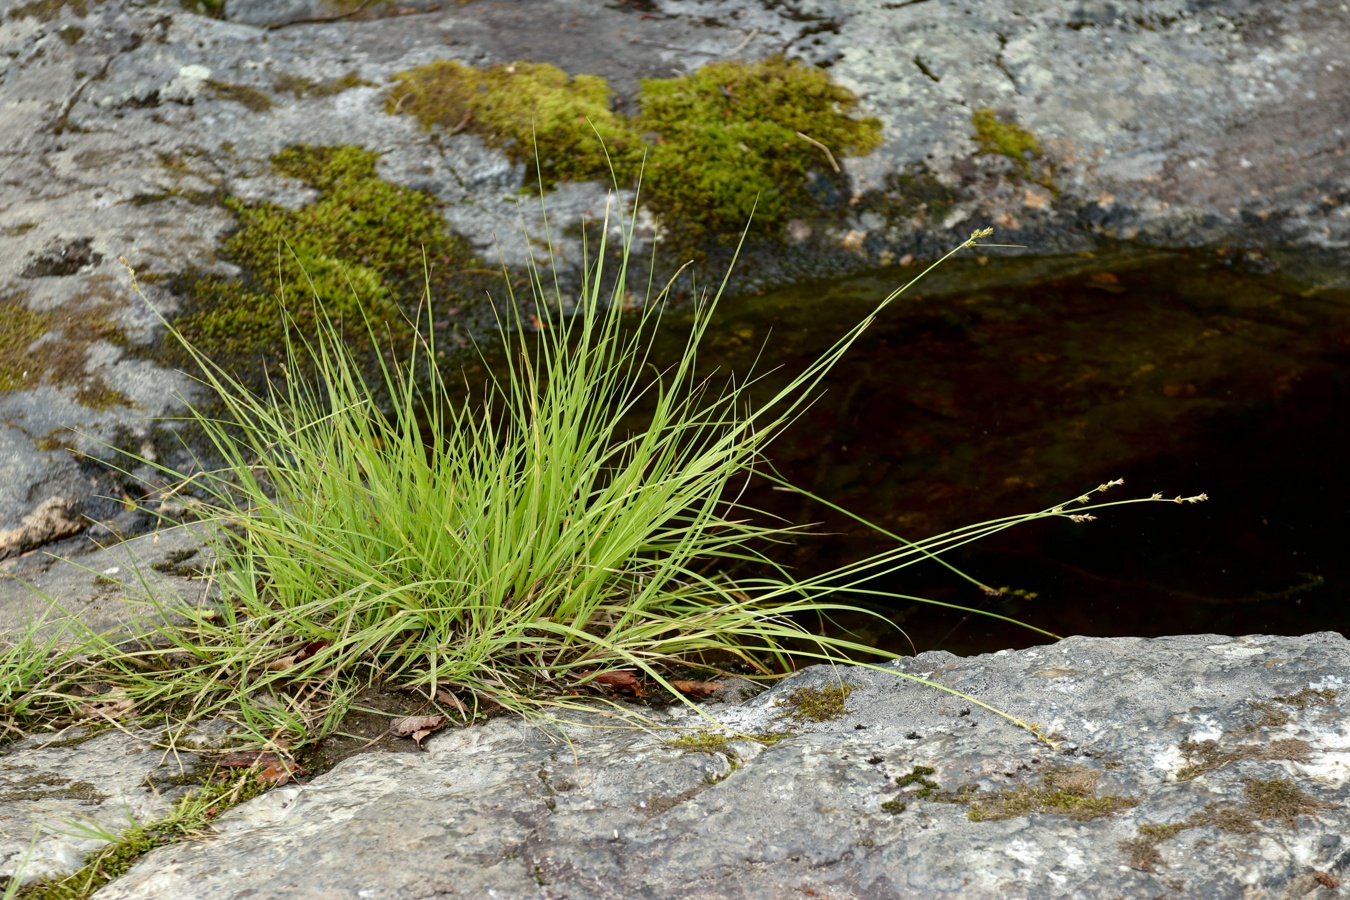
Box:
[0,206,1206,805]
[0,205,1211,893]
[118,204,945,747]
[65,213,1202,758]
[113,218,1009,751]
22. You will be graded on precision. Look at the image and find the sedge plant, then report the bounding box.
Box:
[83,199,1205,753]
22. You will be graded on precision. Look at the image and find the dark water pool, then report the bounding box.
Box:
[650,246,1350,656]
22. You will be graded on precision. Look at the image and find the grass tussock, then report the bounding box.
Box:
[101,201,944,748]
[2,206,1204,765]
[0,203,1209,896]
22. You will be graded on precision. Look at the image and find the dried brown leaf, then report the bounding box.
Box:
[294,639,332,664]
[391,715,447,747]
[218,750,282,769]
[78,690,136,720]
[265,640,333,672]
[217,751,305,786]
[589,670,645,697]
[670,680,722,698]
[257,762,297,786]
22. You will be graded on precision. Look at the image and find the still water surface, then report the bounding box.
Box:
[649,247,1350,656]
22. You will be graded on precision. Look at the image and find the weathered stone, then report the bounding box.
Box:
[0,726,203,884]
[60,632,1344,899]
[0,524,218,639]
[0,496,84,563]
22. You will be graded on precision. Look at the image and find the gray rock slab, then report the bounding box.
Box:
[0,725,203,884]
[73,632,1350,899]
[0,524,218,641]
[2,0,1349,539]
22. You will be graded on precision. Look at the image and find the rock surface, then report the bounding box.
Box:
[1,0,1348,542]
[0,725,206,884]
[0,631,1328,899]
[0,523,216,638]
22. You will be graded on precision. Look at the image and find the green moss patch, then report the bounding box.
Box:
[204,80,275,113]
[1243,776,1325,828]
[970,107,1042,177]
[775,682,855,724]
[1123,777,1326,870]
[387,60,642,188]
[385,55,883,244]
[664,728,793,755]
[884,765,1135,823]
[881,765,966,814]
[1245,687,1337,730]
[0,776,105,804]
[1271,687,1338,708]
[964,767,1137,822]
[665,730,736,754]
[5,0,88,22]
[178,0,225,17]
[172,144,488,369]
[0,293,132,409]
[273,69,374,100]
[14,772,270,900]
[0,298,49,392]
[1175,737,1312,781]
[635,55,882,241]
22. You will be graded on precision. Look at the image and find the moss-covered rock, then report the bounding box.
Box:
[0,292,131,409]
[384,55,883,245]
[970,107,1049,187]
[4,0,89,22]
[774,682,856,724]
[636,55,882,242]
[386,60,643,189]
[272,69,374,100]
[173,144,487,369]
[0,298,49,393]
